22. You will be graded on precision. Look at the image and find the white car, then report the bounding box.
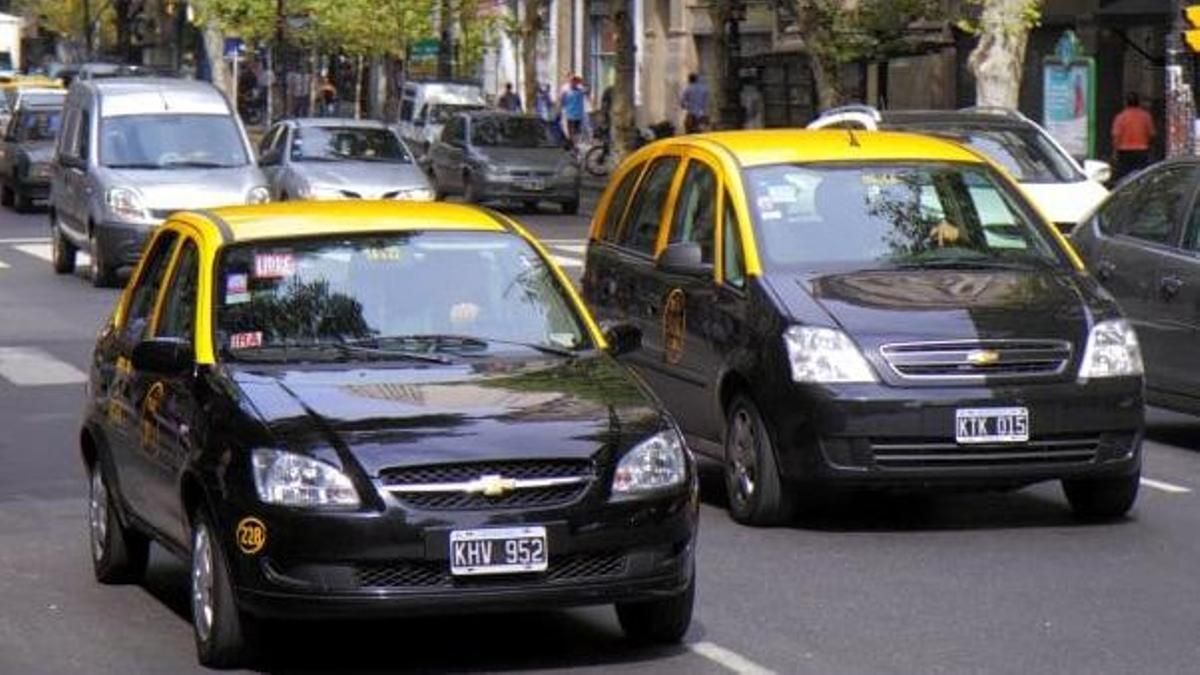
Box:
[808,105,1111,232]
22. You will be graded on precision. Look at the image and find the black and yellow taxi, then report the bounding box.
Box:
[81,201,697,668]
[582,129,1144,527]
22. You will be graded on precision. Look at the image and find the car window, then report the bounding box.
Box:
[100,114,248,168]
[259,124,283,156]
[669,160,718,264]
[56,108,78,158]
[470,116,558,148]
[599,161,645,243]
[156,240,199,343]
[1113,165,1195,245]
[745,162,1064,268]
[723,192,745,288]
[78,110,89,160]
[121,231,179,343]
[1185,204,1200,252]
[13,108,61,142]
[617,156,680,255]
[896,124,1082,183]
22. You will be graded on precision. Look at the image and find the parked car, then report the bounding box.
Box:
[0,95,63,211]
[583,129,1145,526]
[48,78,269,287]
[81,200,697,667]
[429,111,580,214]
[0,79,64,130]
[807,105,1111,233]
[1070,158,1200,415]
[258,118,433,201]
[396,80,487,164]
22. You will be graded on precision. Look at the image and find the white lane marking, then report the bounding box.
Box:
[689,641,776,675]
[12,243,90,266]
[549,254,583,269]
[0,347,87,386]
[0,237,50,244]
[1140,477,1192,494]
[553,243,587,254]
[0,259,8,269]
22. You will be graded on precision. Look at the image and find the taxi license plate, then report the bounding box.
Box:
[519,179,545,191]
[955,407,1029,444]
[450,526,547,576]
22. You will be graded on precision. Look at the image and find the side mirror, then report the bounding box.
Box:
[601,321,642,357]
[656,241,713,277]
[259,148,281,166]
[1082,159,1111,184]
[131,337,195,376]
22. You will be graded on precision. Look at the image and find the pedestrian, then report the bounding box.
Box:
[498,83,522,112]
[680,73,709,134]
[561,75,588,146]
[318,75,337,117]
[740,79,764,129]
[1111,91,1155,182]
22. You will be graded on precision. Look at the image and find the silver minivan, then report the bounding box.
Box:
[49,78,268,286]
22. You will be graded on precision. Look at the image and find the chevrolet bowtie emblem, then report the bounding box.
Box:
[966,349,1001,366]
[469,474,518,497]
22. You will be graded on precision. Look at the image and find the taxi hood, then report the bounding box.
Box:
[229,354,665,476]
[766,265,1109,349]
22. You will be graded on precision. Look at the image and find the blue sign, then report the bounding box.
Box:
[1043,31,1095,158]
[224,38,244,59]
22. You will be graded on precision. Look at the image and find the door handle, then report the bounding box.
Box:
[1095,260,1115,280]
[1160,275,1184,299]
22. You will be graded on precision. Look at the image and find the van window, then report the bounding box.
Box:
[57,108,78,158]
[100,114,249,168]
[599,162,645,243]
[617,156,679,255]
[78,110,90,160]
[669,160,718,263]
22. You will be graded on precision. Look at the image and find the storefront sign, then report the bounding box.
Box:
[1042,31,1095,158]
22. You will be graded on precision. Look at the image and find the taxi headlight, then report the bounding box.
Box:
[1079,319,1143,381]
[105,187,149,222]
[612,430,686,495]
[252,449,360,507]
[393,187,435,201]
[784,325,875,383]
[246,186,270,204]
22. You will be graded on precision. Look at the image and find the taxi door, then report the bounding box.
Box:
[135,233,203,545]
[98,229,180,520]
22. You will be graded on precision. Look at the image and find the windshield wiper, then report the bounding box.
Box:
[346,334,577,357]
[104,162,163,169]
[160,160,237,169]
[889,257,1045,271]
[326,341,452,364]
[221,341,451,364]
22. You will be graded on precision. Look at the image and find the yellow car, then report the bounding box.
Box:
[582,129,1143,526]
[81,201,698,667]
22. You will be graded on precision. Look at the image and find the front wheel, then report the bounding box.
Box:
[51,216,77,275]
[560,198,579,215]
[583,145,610,177]
[616,574,694,645]
[1063,472,1140,521]
[724,394,797,526]
[88,463,149,584]
[191,512,258,668]
[89,233,118,288]
[13,186,31,213]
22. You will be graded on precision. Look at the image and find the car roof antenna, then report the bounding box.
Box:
[847,125,861,148]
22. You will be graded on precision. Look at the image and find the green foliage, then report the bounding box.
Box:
[955,0,1043,37]
[15,0,117,44]
[191,0,277,44]
[788,0,944,65]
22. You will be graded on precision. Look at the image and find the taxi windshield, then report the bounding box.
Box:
[215,231,590,361]
[745,162,1065,269]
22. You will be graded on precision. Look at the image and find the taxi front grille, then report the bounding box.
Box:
[869,435,1100,469]
[354,552,627,589]
[879,340,1072,382]
[379,460,595,511]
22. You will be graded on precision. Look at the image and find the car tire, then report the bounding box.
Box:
[191,511,258,669]
[13,186,31,213]
[90,232,117,288]
[523,200,540,213]
[561,198,579,216]
[433,181,446,201]
[51,216,77,275]
[1062,472,1140,521]
[464,174,480,204]
[88,461,149,584]
[723,394,797,526]
[616,573,694,645]
[1,183,12,207]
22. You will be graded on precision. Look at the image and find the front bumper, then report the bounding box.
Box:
[762,377,1143,487]
[220,489,697,620]
[475,174,580,202]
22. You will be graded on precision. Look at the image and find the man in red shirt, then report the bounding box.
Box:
[1111,92,1155,181]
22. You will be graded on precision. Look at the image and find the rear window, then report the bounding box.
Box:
[745,162,1064,269]
[893,124,1082,183]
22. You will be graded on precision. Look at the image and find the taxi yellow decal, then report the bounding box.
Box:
[663,288,686,365]
[236,517,267,555]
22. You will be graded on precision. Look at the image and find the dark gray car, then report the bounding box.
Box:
[259,118,433,201]
[1070,157,1200,415]
[429,111,580,214]
[0,101,61,211]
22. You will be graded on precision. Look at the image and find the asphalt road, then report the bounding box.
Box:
[2,203,1200,674]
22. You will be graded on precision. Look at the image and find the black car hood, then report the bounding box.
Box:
[769,266,1097,348]
[230,354,663,475]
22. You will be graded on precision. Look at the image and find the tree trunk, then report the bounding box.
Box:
[611,3,636,157]
[967,0,1035,108]
[810,55,843,112]
[355,56,365,119]
[521,0,543,113]
[708,3,730,128]
[202,20,231,98]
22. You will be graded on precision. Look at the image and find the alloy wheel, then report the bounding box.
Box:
[729,408,758,507]
[191,523,215,643]
[88,469,108,563]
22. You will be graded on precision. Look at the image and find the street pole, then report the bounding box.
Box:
[1167,0,1195,157]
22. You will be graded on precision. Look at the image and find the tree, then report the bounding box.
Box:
[514,0,547,112]
[610,0,636,157]
[961,0,1042,108]
[782,0,940,111]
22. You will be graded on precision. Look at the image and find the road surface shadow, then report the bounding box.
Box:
[1145,407,1200,452]
[138,548,696,673]
[695,458,1130,533]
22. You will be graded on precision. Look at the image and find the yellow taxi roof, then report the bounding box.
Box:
[196,201,509,244]
[688,129,985,167]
